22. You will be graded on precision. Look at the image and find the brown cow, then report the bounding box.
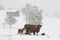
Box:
[17,28,25,35]
[24,24,42,35]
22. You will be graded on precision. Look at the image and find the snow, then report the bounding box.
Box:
[0,11,60,40]
[40,17,60,35]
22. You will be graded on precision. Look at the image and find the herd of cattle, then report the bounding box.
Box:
[17,24,45,35]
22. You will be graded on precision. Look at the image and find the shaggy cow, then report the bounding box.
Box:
[17,28,25,35]
[24,24,42,35]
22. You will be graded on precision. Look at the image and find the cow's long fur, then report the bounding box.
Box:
[24,24,42,35]
[17,28,25,35]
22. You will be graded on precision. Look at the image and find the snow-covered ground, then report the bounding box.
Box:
[0,11,60,40]
[0,17,60,40]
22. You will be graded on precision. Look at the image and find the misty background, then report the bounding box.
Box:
[0,0,60,32]
[0,0,60,40]
[0,0,60,17]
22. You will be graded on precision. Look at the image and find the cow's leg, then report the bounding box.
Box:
[19,32,22,35]
[25,30,29,34]
[33,32,35,35]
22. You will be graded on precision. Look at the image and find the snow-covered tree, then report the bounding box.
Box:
[5,16,17,28]
[22,4,43,25]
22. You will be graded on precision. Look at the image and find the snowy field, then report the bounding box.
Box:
[0,11,60,40]
[0,17,60,40]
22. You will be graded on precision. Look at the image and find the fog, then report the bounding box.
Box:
[0,0,60,17]
[0,0,60,40]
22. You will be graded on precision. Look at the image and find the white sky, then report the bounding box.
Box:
[0,0,60,17]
